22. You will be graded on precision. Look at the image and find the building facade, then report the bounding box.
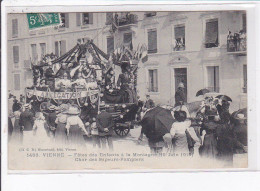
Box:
[7,11,247,112]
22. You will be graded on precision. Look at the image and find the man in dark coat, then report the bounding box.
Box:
[44,105,57,138]
[96,104,114,150]
[45,63,55,90]
[12,97,22,112]
[144,94,155,109]
[19,104,34,131]
[116,65,137,103]
[175,82,186,107]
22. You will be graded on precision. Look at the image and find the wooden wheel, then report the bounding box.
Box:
[114,125,130,137]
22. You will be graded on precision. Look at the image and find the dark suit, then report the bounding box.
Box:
[175,88,186,106]
[97,111,114,150]
[19,109,34,131]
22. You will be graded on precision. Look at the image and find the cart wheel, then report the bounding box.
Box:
[114,126,130,137]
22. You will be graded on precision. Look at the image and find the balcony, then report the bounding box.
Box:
[114,13,138,28]
[227,31,247,55]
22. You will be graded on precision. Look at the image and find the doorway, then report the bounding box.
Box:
[174,68,187,102]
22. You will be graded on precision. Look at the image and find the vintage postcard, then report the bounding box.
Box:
[4,7,251,171]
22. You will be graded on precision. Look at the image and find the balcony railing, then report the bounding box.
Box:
[227,31,247,53]
[114,13,138,26]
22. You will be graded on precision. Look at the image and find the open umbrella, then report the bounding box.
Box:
[196,89,210,97]
[140,106,175,140]
[215,95,232,102]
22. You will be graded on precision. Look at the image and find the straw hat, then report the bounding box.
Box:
[49,105,56,111]
[235,113,247,120]
[66,107,80,115]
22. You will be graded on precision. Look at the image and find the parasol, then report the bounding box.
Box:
[215,95,232,102]
[196,89,210,96]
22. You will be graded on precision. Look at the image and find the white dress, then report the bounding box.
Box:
[33,119,50,145]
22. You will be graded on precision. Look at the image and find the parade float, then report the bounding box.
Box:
[25,39,148,137]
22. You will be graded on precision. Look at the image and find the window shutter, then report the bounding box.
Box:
[205,19,218,44]
[76,13,81,26]
[60,40,66,56]
[242,14,246,32]
[174,25,185,39]
[13,46,19,64]
[12,19,18,37]
[107,37,114,54]
[14,74,21,90]
[65,13,69,28]
[55,41,59,56]
[106,13,113,25]
[148,29,157,53]
[153,69,158,92]
[89,13,93,24]
[123,33,132,44]
[31,44,38,61]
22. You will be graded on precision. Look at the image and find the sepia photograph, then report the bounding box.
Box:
[6,10,248,170]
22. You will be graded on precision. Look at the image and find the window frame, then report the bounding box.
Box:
[172,24,186,51]
[12,45,20,69]
[145,65,159,94]
[146,28,158,54]
[54,40,67,57]
[106,36,115,55]
[81,13,93,26]
[12,18,18,38]
[201,13,220,49]
[30,43,38,62]
[204,64,221,93]
[13,73,21,91]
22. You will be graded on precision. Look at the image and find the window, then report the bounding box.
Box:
[242,14,246,32]
[145,12,157,17]
[31,44,38,61]
[243,65,247,93]
[55,40,66,57]
[106,13,113,25]
[174,25,185,51]
[148,29,157,53]
[13,46,19,68]
[205,19,219,48]
[60,13,69,28]
[148,69,158,92]
[82,13,93,25]
[77,37,90,44]
[40,43,46,58]
[12,19,18,37]
[14,74,21,91]
[123,32,132,44]
[207,66,219,92]
[107,36,114,54]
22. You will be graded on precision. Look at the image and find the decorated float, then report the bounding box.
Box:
[25,39,148,136]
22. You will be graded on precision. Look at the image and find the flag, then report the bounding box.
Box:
[140,44,148,63]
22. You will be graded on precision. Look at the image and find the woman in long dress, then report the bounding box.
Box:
[199,115,219,159]
[55,106,68,145]
[170,110,200,155]
[12,111,23,144]
[66,107,88,146]
[33,112,50,145]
